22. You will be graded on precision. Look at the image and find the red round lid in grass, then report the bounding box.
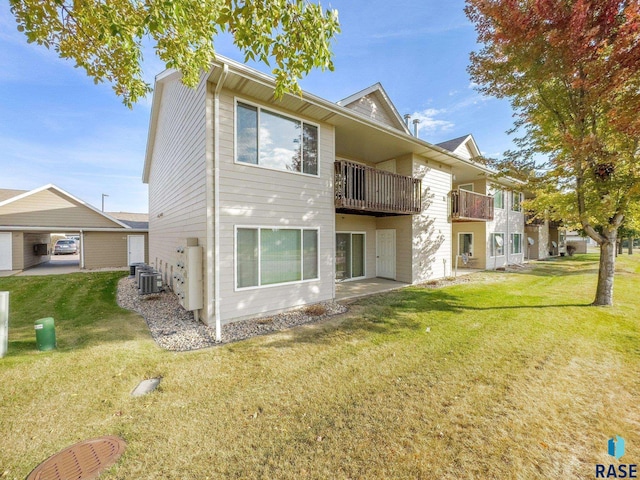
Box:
[26,436,126,480]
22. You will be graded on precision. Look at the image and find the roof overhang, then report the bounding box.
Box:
[143,55,522,186]
[0,226,148,232]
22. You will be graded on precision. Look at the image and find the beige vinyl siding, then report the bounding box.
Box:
[218,90,335,323]
[342,93,401,130]
[412,156,452,281]
[525,225,549,260]
[451,141,475,160]
[335,214,377,279]
[452,223,487,269]
[11,232,22,270]
[147,75,208,289]
[83,232,148,269]
[376,216,412,283]
[453,179,487,195]
[0,189,122,228]
[487,186,525,268]
[23,232,50,269]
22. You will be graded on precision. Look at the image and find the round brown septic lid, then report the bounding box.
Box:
[26,435,126,480]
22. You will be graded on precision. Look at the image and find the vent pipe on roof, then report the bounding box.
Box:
[412,118,420,137]
[403,114,411,128]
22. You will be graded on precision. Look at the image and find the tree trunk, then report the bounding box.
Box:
[629,237,634,255]
[593,230,617,306]
[617,240,622,255]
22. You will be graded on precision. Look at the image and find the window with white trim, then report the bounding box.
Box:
[236,227,318,289]
[511,233,523,254]
[236,101,318,175]
[512,191,522,212]
[490,233,505,257]
[458,233,473,256]
[493,188,504,209]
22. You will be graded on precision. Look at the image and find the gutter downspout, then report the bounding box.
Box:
[210,63,228,342]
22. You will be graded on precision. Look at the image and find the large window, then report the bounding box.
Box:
[512,191,522,212]
[511,233,523,254]
[493,188,504,209]
[236,101,318,175]
[236,227,319,289]
[490,233,505,257]
[458,233,474,257]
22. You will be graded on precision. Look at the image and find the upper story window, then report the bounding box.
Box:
[236,101,318,176]
[493,188,504,209]
[512,191,522,212]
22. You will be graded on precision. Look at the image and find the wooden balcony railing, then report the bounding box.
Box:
[334,160,422,216]
[450,189,494,222]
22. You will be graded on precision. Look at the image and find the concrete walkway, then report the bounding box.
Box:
[16,254,81,276]
[0,254,127,277]
[335,269,481,302]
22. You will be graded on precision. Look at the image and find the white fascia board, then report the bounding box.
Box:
[142,69,183,183]
[0,226,148,232]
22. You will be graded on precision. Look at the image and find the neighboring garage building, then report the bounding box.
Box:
[0,184,148,272]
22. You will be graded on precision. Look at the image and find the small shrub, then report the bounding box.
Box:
[256,317,274,325]
[566,245,576,256]
[303,304,327,317]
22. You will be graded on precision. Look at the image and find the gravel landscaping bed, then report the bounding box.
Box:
[116,277,347,351]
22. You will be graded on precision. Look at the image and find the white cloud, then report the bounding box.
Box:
[410,108,455,136]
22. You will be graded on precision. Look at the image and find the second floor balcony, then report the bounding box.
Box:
[450,189,494,222]
[335,160,422,216]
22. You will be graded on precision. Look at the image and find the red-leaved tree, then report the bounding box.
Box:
[466,0,640,305]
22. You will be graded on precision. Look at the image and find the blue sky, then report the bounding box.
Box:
[0,0,517,214]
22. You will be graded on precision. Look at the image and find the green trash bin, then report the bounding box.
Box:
[35,317,56,351]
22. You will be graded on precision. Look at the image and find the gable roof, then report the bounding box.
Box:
[0,184,132,229]
[337,83,411,135]
[436,134,481,159]
[107,212,149,229]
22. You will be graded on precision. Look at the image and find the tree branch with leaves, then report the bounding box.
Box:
[466,0,640,305]
[9,0,340,107]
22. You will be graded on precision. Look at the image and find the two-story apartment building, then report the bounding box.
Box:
[143,55,524,338]
[437,135,526,270]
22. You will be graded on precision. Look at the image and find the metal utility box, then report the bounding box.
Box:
[174,240,203,312]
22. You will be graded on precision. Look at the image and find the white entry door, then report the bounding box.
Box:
[0,233,12,271]
[376,229,396,280]
[127,235,145,265]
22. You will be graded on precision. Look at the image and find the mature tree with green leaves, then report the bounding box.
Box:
[9,0,340,107]
[466,0,640,306]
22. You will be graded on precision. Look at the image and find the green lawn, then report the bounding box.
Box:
[0,255,639,479]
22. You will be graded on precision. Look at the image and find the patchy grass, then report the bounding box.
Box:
[0,255,639,479]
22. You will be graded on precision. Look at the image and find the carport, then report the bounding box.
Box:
[0,184,148,273]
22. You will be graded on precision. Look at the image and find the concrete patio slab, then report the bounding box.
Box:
[335,278,409,301]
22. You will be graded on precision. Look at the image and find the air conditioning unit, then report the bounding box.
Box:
[135,264,153,286]
[139,272,163,295]
[129,262,146,277]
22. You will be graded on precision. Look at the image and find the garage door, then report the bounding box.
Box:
[0,233,12,271]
